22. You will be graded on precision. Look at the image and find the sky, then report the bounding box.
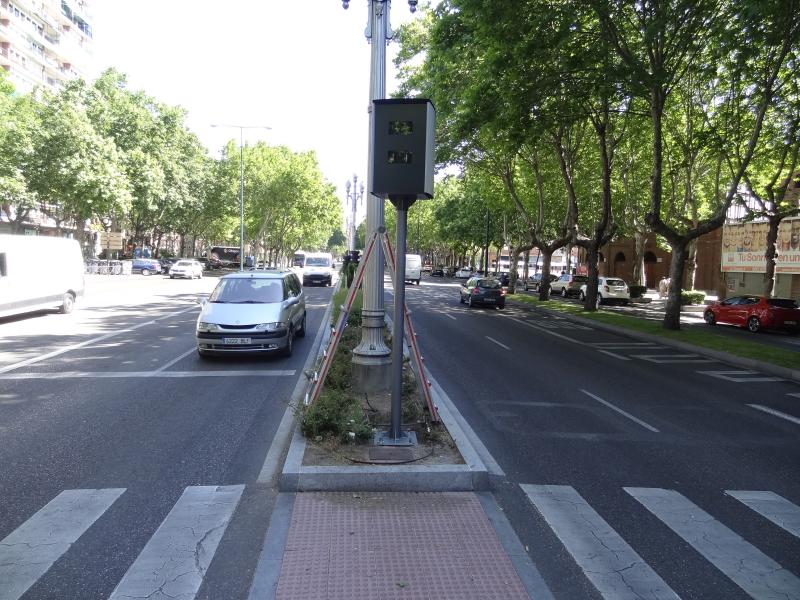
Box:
[89,0,425,227]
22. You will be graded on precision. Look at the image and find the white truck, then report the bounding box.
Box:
[0,234,86,318]
[405,254,422,285]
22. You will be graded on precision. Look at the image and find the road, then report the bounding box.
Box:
[402,277,800,600]
[0,274,334,600]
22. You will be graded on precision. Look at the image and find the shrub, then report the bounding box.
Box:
[629,285,647,298]
[681,290,706,305]
[300,387,372,442]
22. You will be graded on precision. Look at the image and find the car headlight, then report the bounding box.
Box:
[255,322,286,331]
[197,322,220,333]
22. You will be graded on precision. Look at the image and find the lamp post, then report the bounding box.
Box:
[345,174,364,252]
[211,124,271,271]
[342,0,419,392]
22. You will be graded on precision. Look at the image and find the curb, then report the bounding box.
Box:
[278,302,490,493]
[516,300,800,383]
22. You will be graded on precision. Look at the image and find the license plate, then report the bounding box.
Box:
[484,298,495,303]
[785,321,796,325]
[223,337,251,345]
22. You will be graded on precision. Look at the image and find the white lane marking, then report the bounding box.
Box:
[486,336,510,350]
[699,370,785,383]
[626,487,800,599]
[592,342,660,348]
[0,370,294,380]
[110,485,243,600]
[748,404,800,426]
[0,488,125,600]
[522,484,679,600]
[635,354,717,364]
[443,313,457,320]
[155,347,197,372]
[503,316,581,344]
[788,392,800,399]
[725,490,800,539]
[580,389,660,433]
[596,350,631,361]
[0,305,198,375]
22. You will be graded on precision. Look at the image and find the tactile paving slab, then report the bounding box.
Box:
[275,492,529,600]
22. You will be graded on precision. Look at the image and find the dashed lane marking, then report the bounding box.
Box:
[486,336,510,350]
[748,404,800,426]
[580,389,660,433]
[634,354,718,364]
[596,349,631,361]
[698,370,785,383]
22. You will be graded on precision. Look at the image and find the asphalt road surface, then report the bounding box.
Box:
[0,274,334,600]
[401,277,800,600]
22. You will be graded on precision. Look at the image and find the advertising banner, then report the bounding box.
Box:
[721,217,800,274]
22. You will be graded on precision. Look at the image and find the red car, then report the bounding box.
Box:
[704,295,800,334]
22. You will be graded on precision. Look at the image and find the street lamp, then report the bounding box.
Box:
[342,0,420,392]
[211,124,271,271]
[345,174,364,252]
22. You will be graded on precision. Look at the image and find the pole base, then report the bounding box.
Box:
[351,357,391,394]
[374,430,417,447]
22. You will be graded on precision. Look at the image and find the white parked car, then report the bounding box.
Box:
[455,267,473,279]
[169,259,204,279]
[579,276,630,306]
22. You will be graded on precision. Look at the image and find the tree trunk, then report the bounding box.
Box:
[684,238,697,290]
[539,251,554,300]
[583,246,600,311]
[664,242,688,330]
[632,231,646,286]
[763,215,779,297]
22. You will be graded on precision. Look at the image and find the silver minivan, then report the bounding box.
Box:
[196,270,306,358]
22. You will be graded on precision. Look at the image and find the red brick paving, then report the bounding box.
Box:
[274,492,529,600]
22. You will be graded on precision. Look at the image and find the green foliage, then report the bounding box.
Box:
[300,387,372,442]
[680,291,706,306]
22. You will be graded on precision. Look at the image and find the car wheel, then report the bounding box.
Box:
[497,303,505,310]
[282,327,294,357]
[468,295,474,308]
[297,312,307,338]
[170,275,175,279]
[59,292,75,314]
[416,279,421,285]
[198,271,203,278]
[141,268,151,276]
[747,316,760,333]
[596,294,603,309]
[704,311,716,325]
[579,291,585,301]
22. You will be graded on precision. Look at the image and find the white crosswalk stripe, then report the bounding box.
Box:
[0,488,125,600]
[525,484,800,600]
[109,485,244,600]
[522,484,679,599]
[726,490,800,538]
[626,487,800,600]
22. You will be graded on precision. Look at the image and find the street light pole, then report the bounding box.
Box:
[342,0,418,392]
[345,174,364,252]
[211,124,271,271]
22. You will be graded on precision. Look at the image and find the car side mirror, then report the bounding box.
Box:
[197,296,207,306]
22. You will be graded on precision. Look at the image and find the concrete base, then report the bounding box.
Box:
[351,356,391,393]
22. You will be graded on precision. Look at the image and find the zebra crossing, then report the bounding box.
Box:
[523,484,800,600]
[0,485,243,600]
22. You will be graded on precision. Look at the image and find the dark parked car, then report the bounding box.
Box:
[459,277,506,308]
[523,273,559,292]
[430,267,445,277]
[493,272,510,287]
[131,258,162,276]
[704,295,800,334]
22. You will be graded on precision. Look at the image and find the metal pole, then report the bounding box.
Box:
[351,0,392,390]
[390,205,406,440]
[239,128,244,271]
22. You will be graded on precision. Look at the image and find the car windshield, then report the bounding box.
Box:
[175,260,192,266]
[573,276,588,283]
[606,279,625,286]
[306,257,331,267]
[767,298,799,309]
[210,278,283,303]
[478,279,501,289]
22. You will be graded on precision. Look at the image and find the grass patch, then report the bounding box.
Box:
[510,294,798,370]
[332,286,364,326]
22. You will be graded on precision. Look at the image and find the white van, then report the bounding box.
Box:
[405,254,422,285]
[0,235,86,318]
[301,252,336,286]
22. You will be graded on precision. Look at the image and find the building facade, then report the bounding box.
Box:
[0,0,92,93]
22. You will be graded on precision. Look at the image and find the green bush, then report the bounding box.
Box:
[629,285,647,298]
[300,387,372,442]
[681,290,706,305]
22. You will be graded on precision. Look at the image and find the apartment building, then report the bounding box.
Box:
[0,0,92,93]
